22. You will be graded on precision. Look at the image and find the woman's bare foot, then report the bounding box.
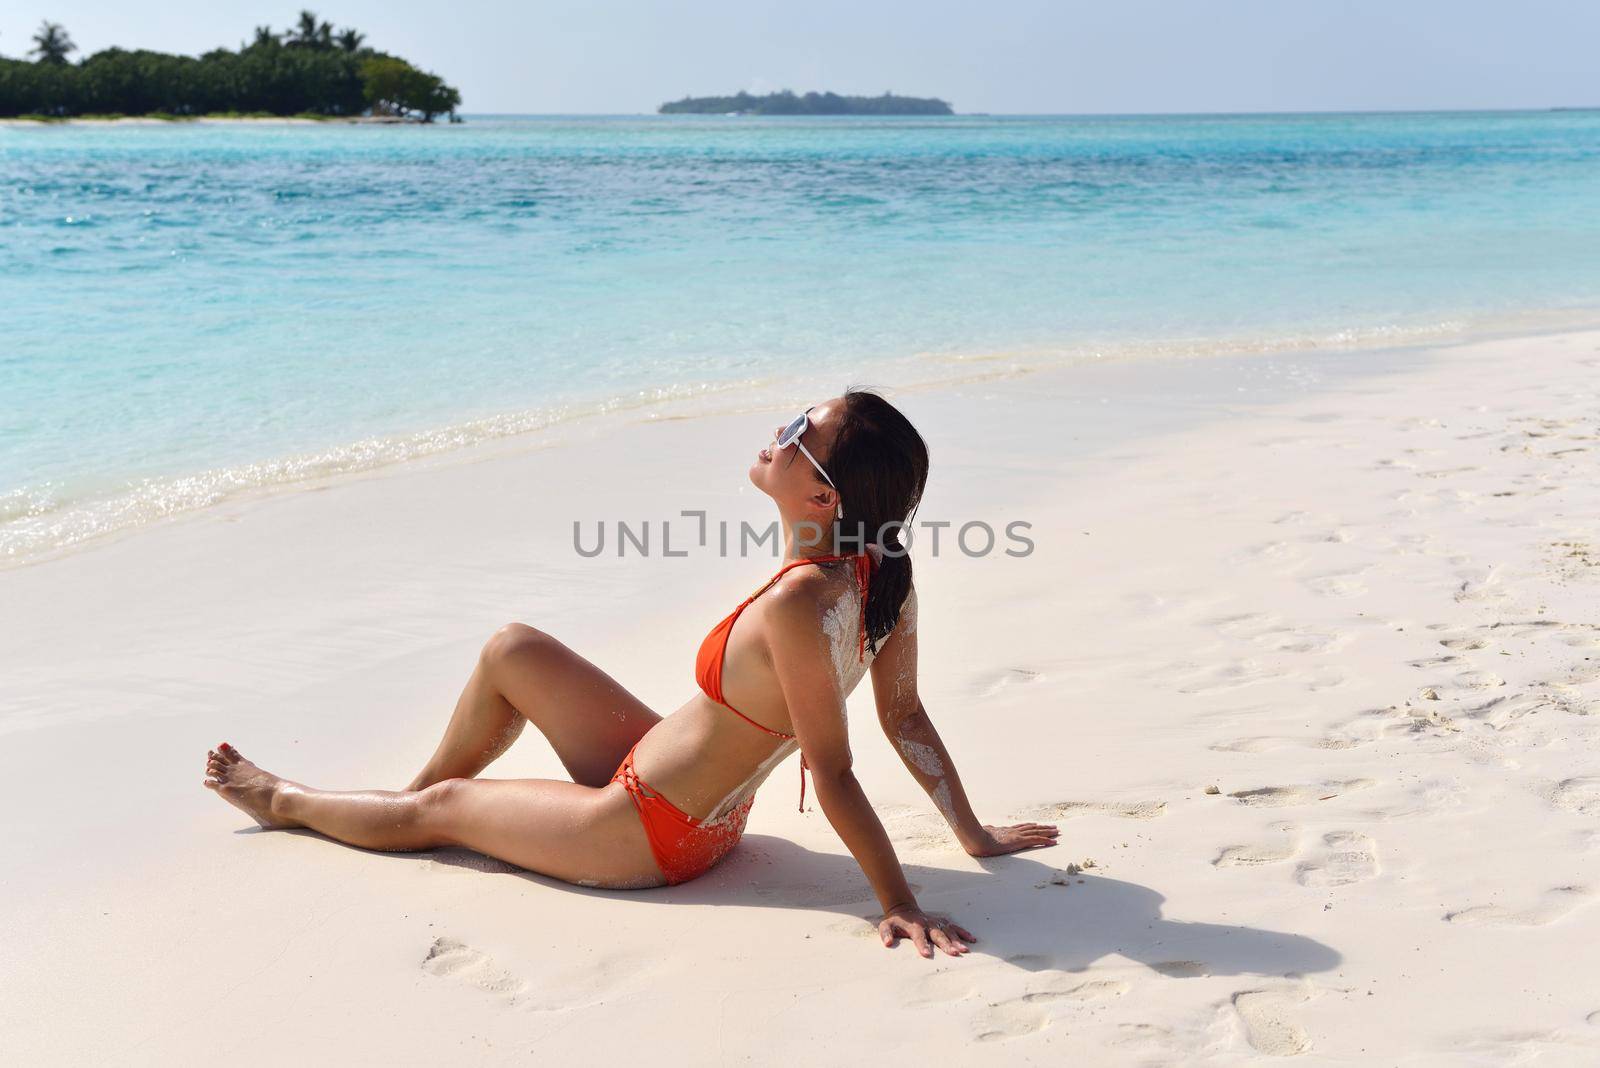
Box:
[204,742,297,830]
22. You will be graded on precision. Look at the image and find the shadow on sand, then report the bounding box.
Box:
[410,831,1340,980]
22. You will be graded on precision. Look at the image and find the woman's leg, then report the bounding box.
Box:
[406,623,662,791]
[206,744,664,888]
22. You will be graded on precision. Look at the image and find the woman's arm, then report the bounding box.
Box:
[764,575,974,958]
[869,586,1059,857]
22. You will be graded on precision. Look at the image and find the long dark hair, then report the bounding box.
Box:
[823,387,929,654]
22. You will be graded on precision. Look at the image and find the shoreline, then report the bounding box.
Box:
[8,310,1600,572]
[2,323,1596,1060]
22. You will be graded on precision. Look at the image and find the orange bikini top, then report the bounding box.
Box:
[695,551,874,811]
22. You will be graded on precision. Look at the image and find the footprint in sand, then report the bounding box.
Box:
[1108,1021,1180,1054]
[1453,669,1507,691]
[1362,775,1466,821]
[1304,571,1369,598]
[905,967,979,1008]
[1215,823,1302,868]
[1209,614,1351,655]
[973,978,1130,1041]
[1439,636,1491,651]
[1444,885,1594,927]
[1241,541,1300,563]
[1563,661,1600,687]
[1353,701,1460,738]
[421,937,527,1001]
[1547,777,1600,817]
[1463,692,1566,731]
[1036,799,1168,820]
[1228,779,1375,808]
[1211,735,1300,753]
[973,1001,1051,1042]
[1397,416,1445,431]
[1175,658,1276,694]
[1294,831,1379,887]
[1210,612,1283,639]
[1303,666,1347,692]
[1455,566,1507,605]
[1231,985,1315,1056]
[1022,978,1130,1001]
[1489,619,1574,640]
[1260,628,1350,655]
[1216,842,1301,868]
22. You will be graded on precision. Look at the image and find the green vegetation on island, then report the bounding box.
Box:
[0,11,462,121]
[659,90,952,116]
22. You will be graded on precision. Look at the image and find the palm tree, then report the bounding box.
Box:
[250,25,279,49]
[286,10,334,49]
[30,20,76,65]
[335,28,366,53]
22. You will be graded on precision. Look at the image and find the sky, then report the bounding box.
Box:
[3,0,1598,115]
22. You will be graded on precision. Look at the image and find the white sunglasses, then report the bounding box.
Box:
[776,407,843,519]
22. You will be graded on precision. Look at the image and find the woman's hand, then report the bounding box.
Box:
[878,904,976,958]
[961,821,1060,857]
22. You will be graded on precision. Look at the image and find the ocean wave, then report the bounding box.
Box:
[0,379,766,568]
[7,307,1600,569]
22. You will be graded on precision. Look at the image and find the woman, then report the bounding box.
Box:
[204,389,1058,959]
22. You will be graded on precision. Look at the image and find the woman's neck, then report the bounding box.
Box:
[779,515,839,563]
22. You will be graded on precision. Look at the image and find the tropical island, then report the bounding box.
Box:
[0,10,461,122]
[659,90,952,116]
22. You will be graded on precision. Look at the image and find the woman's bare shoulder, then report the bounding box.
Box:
[762,564,849,621]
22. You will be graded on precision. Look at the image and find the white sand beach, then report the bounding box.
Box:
[2,329,1598,1063]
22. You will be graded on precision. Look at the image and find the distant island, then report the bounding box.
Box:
[0,10,461,122]
[659,90,952,116]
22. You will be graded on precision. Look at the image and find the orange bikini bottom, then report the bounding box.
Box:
[611,742,754,885]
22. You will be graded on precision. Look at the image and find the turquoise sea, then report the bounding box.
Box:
[4,111,1600,562]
